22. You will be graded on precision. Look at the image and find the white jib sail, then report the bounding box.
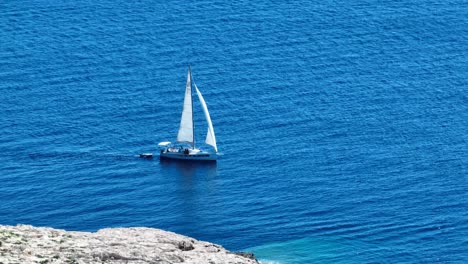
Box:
[177,69,194,145]
[195,84,217,152]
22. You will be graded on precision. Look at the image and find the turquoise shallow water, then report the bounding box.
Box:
[1,0,467,263]
[248,237,370,264]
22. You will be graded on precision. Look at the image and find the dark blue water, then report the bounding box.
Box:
[1,1,467,263]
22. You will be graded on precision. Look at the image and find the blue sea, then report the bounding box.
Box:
[1,1,467,263]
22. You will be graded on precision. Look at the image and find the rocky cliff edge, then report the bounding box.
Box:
[0,224,259,264]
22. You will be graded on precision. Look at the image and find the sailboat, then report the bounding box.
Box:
[158,67,218,161]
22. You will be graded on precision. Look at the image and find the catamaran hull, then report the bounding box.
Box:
[160,152,217,161]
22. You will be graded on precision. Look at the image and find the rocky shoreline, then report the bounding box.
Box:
[0,225,259,264]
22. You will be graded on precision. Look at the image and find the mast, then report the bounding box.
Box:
[176,66,195,146]
[189,66,195,149]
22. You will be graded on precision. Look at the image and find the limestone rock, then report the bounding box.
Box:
[0,224,259,264]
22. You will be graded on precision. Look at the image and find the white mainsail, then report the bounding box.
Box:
[195,84,218,152]
[176,69,194,145]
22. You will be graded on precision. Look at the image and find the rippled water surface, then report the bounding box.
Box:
[1,1,467,263]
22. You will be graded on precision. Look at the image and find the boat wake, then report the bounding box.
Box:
[27,150,139,161]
